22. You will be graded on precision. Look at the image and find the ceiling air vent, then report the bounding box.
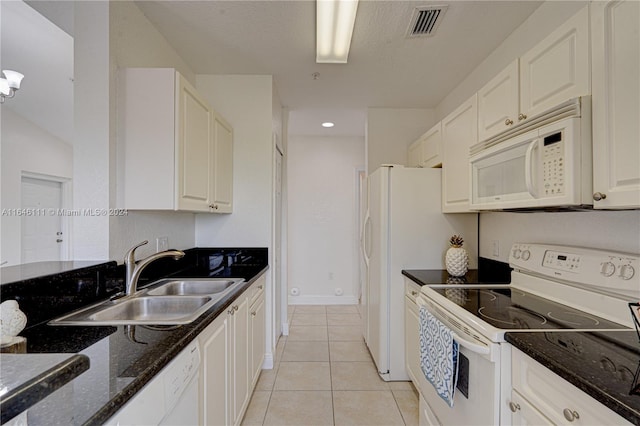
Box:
[407,5,448,38]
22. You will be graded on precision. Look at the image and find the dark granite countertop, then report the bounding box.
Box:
[1,261,113,285]
[402,257,512,286]
[0,353,90,424]
[0,248,268,425]
[505,330,640,425]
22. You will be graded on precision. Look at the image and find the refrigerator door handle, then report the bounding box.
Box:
[361,210,371,267]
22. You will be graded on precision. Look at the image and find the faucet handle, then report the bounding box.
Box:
[125,241,148,259]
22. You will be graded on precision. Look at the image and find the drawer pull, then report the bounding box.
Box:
[509,402,520,413]
[234,305,239,311]
[228,308,234,316]
[258,285,264,290]
[251,311,256,317]
[411,291,418,296]
[563,408,580,422]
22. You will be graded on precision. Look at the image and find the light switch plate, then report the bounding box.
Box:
[156,236,169,252]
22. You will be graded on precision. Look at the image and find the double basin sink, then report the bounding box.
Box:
[49,278,245,326]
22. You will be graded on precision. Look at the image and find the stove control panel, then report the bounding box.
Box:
[510,243,639,299]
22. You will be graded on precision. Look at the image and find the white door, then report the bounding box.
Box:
[21,177,63,263]
[275,147,283,338]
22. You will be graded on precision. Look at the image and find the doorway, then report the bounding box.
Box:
[20,175,69,263]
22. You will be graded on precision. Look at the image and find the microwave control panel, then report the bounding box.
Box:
[542,131,564,196]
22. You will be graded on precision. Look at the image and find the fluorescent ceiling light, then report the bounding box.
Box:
[316,0,359,63]
[322,122,335,128]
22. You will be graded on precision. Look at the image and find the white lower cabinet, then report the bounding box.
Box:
[419,392,442,426]
[510,347,631,425]
[404,280,420,385]
[249,275,266,388]
[199,275,266,426]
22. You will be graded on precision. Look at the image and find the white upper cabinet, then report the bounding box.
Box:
[442,94,478,213]
[519,6,590,120]
[477,6,590,143]
[591,0,640,209]
[420,122,443,168]
[477,59,520,142]
[117,68,233,213]
[211,114,234,213]
[407,123,443,168]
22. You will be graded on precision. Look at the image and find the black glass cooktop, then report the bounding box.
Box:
[432,287,628,331]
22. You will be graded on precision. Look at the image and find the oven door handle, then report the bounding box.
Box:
[450,331,490,355]
[417,296,491,355]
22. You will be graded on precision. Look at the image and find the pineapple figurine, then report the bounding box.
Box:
[445,235,469,277]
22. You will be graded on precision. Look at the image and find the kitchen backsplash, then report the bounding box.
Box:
[479,210,640,262]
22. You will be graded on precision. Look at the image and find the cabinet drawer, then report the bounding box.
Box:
[405,279,421,303]
[512,348,631,425]
[249,275,266,307]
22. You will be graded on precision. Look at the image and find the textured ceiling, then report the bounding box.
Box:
[135,0,543,135]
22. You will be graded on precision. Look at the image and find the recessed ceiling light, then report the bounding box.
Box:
[322,122,335,128]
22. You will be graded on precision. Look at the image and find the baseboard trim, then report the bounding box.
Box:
[288,295,359,305]
[262,353,274,370]
[282,321,289,336]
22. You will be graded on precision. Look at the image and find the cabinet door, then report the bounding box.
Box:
[176,74,213,212]
[519,6,590,119]
[442,94,478,212]
[231,295,250,426]
[509,391,554,426]
[200,314,229,426]
[408,139,423,167]
[211,113,234,213]
[421,123,442,168]
[404,295,420,385]
[250,295,265,388]
[477,59,519,142]
[591,0,640,209]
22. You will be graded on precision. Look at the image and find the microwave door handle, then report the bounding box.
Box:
[525,138,539,198]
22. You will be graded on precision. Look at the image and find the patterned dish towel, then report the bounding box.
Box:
[419,306,459,407]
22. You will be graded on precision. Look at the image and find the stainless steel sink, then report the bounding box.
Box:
[49,277,245,326]
[89,296,212,322]
[146,278,244,296]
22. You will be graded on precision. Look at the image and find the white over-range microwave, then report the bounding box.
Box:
[469,97,593,210]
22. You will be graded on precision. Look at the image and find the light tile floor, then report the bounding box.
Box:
[241,305,419,426]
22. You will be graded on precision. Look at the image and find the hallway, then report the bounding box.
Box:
[241,305,419,425]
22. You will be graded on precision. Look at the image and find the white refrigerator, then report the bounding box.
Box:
[361,166,478,381]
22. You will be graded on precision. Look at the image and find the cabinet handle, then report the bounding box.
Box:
[228,308,234,315]
[505,118,514,126]
[209,204,219,210]
[509,402,521,413]
[563,408,580,422]
[258,285,264,290]
[518,113,527,121]
[251,311,256,317]
[234,305,239,311]
[593,192,607,201]
[411,291,418,296]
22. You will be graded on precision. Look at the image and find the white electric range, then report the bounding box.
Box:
[416,243,639,426]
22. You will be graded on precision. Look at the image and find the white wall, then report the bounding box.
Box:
[0,109,73,265]
[194,75,274,248]
[195,74,279,364]
[287,135,365,304]
[366,108,435,173]
[107,0,196,260]
[435,1,640,259]
[480,211,640,261]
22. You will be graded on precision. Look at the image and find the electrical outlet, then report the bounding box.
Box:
[492,240,500,257]
[156,236,169,252]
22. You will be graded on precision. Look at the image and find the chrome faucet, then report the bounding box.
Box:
[124,240,185,297]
